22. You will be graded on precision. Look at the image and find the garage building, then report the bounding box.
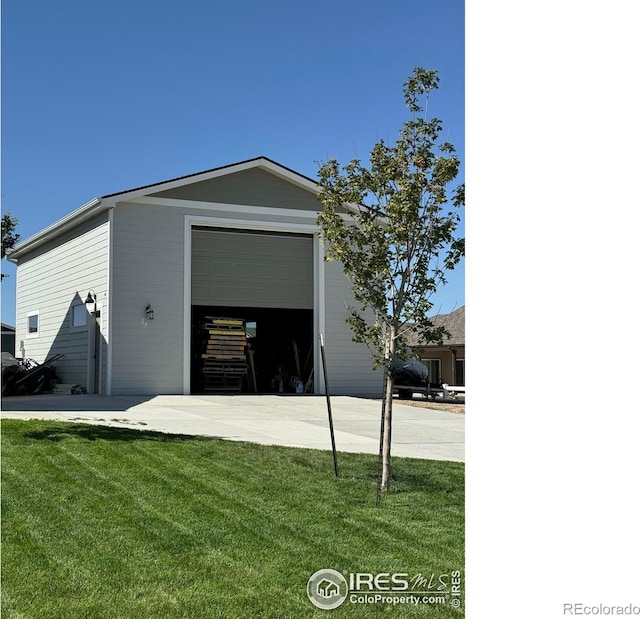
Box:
[10,157,381,396]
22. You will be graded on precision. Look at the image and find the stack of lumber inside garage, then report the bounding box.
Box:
[200,317,247,393]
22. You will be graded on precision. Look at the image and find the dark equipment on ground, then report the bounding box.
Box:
[391,351,443,400]
[392,356,429,387]
[2,352,63,396]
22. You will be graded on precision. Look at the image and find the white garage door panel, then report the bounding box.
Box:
[191,229,313,309]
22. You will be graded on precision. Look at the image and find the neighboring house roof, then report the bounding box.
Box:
[405,306,465,348]
[8,156,322,260]
[1,323,16,333]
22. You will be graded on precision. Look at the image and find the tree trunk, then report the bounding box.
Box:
[379,324,397,493]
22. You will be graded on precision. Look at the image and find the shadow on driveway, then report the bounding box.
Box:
[1,394,156,412]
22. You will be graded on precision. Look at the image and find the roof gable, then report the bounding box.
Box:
[101,156,320,204]
[150,166,323,211]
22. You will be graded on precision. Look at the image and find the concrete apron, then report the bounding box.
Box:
[1,394,464,462]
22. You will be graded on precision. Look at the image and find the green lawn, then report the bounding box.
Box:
[1,419,464,618]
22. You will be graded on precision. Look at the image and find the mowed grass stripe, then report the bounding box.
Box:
[62,433,425,569]
[48,436,332,581]
[2,429,342,616]
[20,439,301,599]
[2,419,465,618]
[3,437,310,615]
[71,438,364,570]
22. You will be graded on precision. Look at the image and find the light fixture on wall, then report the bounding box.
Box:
[85,290,98,315]
[145,304,154,320]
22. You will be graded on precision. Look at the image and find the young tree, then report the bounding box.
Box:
[2,210,21,281]
[316,68,464,498]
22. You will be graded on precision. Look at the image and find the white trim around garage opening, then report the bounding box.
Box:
[182,214,324,395]
[315,233,326,394]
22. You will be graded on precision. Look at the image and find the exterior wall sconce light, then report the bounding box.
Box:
[145,304,154,320]
[85,290,99,316]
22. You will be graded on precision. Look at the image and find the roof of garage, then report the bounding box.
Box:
[102,156,319,199]
[9,157,322,259]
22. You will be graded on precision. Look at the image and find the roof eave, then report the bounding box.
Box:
[8,198,104,260]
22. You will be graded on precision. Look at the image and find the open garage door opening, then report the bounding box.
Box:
[191,306,313,394]
[190,227,316,395]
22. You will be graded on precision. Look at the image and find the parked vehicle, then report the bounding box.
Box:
[392,350,429,399]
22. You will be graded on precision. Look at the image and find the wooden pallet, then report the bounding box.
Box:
[198,317,248,394]
[203,318,245,329]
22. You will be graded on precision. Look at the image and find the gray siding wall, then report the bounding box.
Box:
[109,202,185,395]
[323,260,383,397]
[14,213,110,389]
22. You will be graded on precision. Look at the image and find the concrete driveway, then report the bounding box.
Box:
[1,394,464,462]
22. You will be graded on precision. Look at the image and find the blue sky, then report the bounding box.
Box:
[1,0,464,326]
